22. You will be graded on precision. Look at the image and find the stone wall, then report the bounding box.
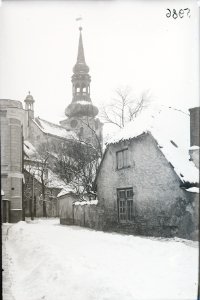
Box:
[73,204,105,230]
[59,194,105,230]
[28,119,48,148]
[0,100,25,222]
[189,148,199,169]
[59,194,77,225]
[96,133,199,239]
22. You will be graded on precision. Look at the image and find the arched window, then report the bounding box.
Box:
[76,85,80,94]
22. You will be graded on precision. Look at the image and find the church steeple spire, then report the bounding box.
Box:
[73,27,89,75]
[77,27,86,64]
[60,25,103,147]
[65,26,98,118]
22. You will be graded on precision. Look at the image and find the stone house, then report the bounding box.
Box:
[94,105,199,239]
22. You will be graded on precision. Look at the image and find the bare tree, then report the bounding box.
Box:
[24,141,59,218]
[34,142,57,217]
[24,162,37,220]
[53,139,100,198]
[76,116,103,158]
[101,86,151,129]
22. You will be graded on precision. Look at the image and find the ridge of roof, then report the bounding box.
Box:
[104,104,199,185]
[33,117,77,139]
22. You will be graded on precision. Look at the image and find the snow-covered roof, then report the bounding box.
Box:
[33,117,77,140]
[186,187,199,193]
[24,140,76,194]
[108,104,199,185]
[57,185,77,197]
[25,164,67,190]
[24,140,37,158]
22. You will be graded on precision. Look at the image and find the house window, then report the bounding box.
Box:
[116,148,129,169]
[117,188,135,223]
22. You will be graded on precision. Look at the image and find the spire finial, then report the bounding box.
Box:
[76,16,82,29]
[72,18,89,74]
[77,23,85,64]
[28,91,30,95]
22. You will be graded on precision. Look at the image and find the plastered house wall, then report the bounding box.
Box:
[96,133,198,238]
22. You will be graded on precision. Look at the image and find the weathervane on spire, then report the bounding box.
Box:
[75,15,83,30]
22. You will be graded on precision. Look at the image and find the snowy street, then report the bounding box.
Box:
[3,219,198,300]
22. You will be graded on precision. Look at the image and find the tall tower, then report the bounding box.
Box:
[60,27,103,146]
[24,91,35,120]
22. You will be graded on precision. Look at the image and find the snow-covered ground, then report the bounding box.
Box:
[5,219,198,300]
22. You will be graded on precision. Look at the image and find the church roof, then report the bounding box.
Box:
[107,104,199,185]
[24,140,70,190]
[24,140,37,158]
[33,117,77,140]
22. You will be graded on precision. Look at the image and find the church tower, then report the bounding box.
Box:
[24,91,35,120]
[60,26,103,147]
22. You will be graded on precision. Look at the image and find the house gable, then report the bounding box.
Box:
[96,133,193,230]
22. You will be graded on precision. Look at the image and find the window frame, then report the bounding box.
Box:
[116,148,130,170]
[117,188,135,223]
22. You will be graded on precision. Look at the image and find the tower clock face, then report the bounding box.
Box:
[70,119,78,128]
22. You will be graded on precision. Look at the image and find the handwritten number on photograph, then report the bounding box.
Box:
[166,8,190,19]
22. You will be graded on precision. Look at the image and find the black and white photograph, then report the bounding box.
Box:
[0,0,199,299]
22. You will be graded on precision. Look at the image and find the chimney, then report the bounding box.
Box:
[189,107,200,147]
[189,107,199,169]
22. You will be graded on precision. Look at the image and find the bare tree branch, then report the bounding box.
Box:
[101,86,151,128]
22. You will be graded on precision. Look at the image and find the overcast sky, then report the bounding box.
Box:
[0,0,199,128]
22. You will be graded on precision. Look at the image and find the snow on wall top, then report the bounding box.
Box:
[34,117,77,139]
[108,104,199,184]
[74,199,98,206]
